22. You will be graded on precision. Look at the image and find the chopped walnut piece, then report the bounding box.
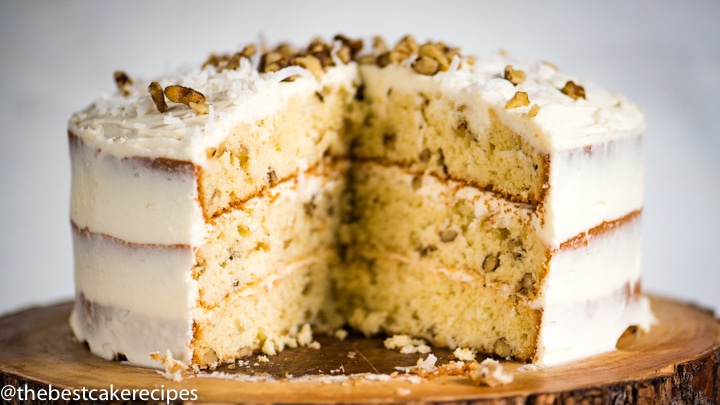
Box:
[493,338,512,358]
[519,272,536,294]
[503,65,526,85]
[265,51,284,66]
[260,51,285,72]
[202,53,221,70]
[419,43,450,71]
[291,54,323,80]
[336,46,352,64]
[240,44,257,58]
[264,62,283,73]
[274,43,297,57]
[372,36,389,55]
[219,53,241,72]
[163,85,209,114]
[482,252,500,272]
[377,50,407,68]
[412,56,440,75]
[358,54,376,65]
[505,91,530,109]
[164,85,206,105]
[333,34,363,58]
[267,169,278,185]
[148,81,168,113]
[561,80,586,100]
[189,102,210,115]
[439,229,458,242]
[541,60,559,71]
[307,37,329,54]
[113,70,133,96]
[446,47,461,61]
[394,35,419,57]
[528,104,540,117]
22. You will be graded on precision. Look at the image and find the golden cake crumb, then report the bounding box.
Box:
[385,335,432,354]
[452,347,476,361]
[297,323,313,346]
[469,358,513,387]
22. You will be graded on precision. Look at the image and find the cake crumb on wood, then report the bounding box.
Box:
[469,358,513,387]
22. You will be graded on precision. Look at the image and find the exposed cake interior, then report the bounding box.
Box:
[68,35,653,370]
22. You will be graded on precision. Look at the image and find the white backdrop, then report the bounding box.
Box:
[1,0,719,317]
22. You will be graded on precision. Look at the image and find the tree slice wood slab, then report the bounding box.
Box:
[1,295,718,404]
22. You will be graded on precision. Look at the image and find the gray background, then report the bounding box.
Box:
[1,1,718,317]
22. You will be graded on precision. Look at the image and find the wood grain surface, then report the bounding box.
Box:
[1,295,718,404]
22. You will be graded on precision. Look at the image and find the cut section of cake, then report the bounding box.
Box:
[68,34,653,369]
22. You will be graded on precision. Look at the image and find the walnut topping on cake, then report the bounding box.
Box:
[291,55,323,80]
[505,91,530,109]
[561,80,586,100]
[333,34,364,59]
[113,70,134,96]
[250,36,365,79]
[377,49,407,68]
[503,65,526,85]
[376,36,463,75]
[163,85,210,115]
[200,35,466,80]
[378,35,417,68]
[372,36,389,54]
[394,34,420,57]
[528,104,540,118]
[165,85,206,105]
[148,82,168,113]
[419,43,451,71]
[412,56,440,75]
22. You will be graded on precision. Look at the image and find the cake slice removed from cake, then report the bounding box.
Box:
[68,35,653,369]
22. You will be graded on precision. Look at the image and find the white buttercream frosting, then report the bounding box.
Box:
[69,58,358,163]
[70,48,644,163]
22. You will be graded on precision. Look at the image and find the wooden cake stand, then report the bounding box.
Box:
[1,295,718,404]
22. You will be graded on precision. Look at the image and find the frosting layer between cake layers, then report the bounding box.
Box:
[68,40,653,369]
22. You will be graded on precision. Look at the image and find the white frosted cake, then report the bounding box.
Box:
[68,35,653,369]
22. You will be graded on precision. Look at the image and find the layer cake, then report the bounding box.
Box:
[68,35,653,369]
